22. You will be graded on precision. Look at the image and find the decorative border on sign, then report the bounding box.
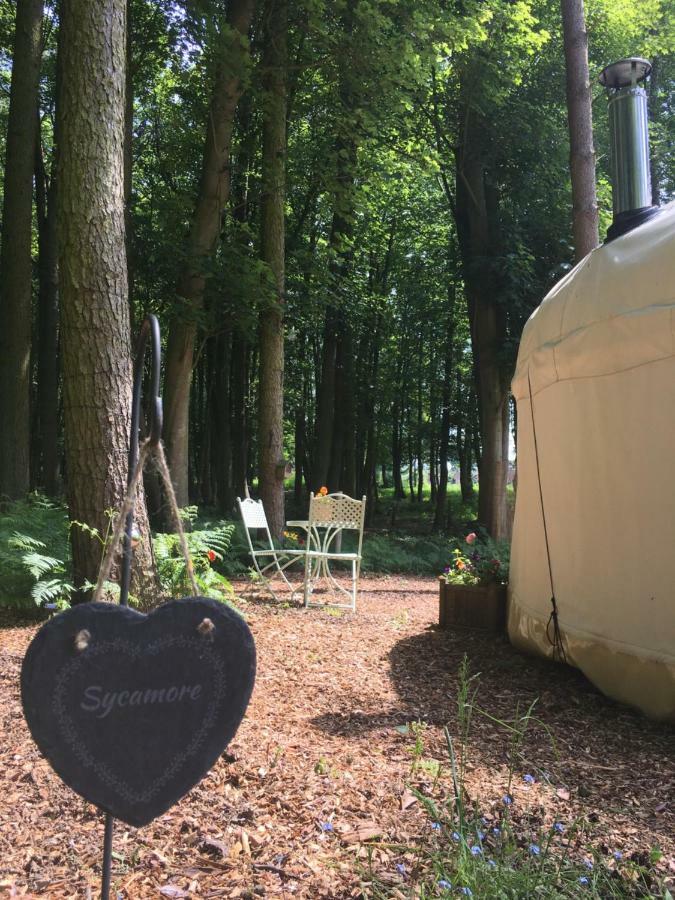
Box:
[52,635,227,805]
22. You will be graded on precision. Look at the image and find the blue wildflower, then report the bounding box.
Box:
[396,863,406,876]
[431,822,441,831]
[493,827,501,836]
[579,877,589,885]
[502,794,513,806]
[321,822,333,832]
[613,851,623,861]
[554,823,565,834]
[523,774,536,784]
[460,889,473,897]
[470,845,482,856]
[584,859,594,870]
[452,831,461,842]
[529,844,540,856]
[438,880,452,890]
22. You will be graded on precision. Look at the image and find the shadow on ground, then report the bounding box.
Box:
[311,622,674,850]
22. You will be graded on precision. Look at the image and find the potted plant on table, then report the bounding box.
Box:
[439,531,510,631]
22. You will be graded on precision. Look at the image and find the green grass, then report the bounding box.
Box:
[363,659,669,900]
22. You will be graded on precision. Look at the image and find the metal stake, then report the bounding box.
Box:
[100,315,163,899]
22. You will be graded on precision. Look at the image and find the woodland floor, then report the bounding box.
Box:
[0,576,673,899]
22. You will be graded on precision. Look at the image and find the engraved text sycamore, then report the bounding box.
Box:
[80,684,204,718]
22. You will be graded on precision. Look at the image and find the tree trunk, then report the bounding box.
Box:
[416,366,423,502]
[163,0,255,505]
[313,312,338,489]
[561,0,598,260]
[34,122,60,495]
[231,335,249,500]
[57,0,155,597]
[124,0,135,317]
[0,0,44,499]
[433,289,456,531]
[312,1,359,492]
[258,0,287,539]
[455,99,509,539]
[392,389,405,499]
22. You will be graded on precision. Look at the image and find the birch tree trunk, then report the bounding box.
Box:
[561,0,599,260]
[258,0,287,538]
[0,0,44,499]
[163,0,255,506]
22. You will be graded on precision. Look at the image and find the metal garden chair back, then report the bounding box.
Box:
[303,492,366,611]
[237,497,305,601]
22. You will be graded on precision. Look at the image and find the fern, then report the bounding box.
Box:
[32,578,74,609]
[9,531,48,551]
[153,519,235,602]
[0,494,72,609]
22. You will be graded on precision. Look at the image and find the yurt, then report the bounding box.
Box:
[508,59,675,722]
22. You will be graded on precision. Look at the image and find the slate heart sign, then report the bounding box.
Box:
[21,597,256,827]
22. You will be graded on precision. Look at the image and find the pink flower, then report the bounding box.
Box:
[465,533,477,544]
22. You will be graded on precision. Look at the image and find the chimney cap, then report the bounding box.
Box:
[599,57,651,89]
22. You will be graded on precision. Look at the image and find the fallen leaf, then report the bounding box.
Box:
[159,886,189,898]
[340,821,382,844]
[400,791,417,811]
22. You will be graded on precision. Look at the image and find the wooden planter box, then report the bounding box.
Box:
[438,578,507,632]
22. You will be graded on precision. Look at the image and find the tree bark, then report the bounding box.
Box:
[561,0,598,260]
[34,121,60,495]
[163,0,255,506]
[258,0,288,538]
[57,0,155,597]
[312,0,358,492]
[0,0,44,499]
[124,0,134,317]
[231,335,249,500]
[455,87,509,539]
[433,288,456,531]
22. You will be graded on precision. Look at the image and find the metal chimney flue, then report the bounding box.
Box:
[599,57,660,241]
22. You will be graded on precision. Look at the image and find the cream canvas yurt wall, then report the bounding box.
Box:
[509,200,675,722]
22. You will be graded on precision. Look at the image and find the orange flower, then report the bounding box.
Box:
[456,559,465,570]
[207,549,216,562]
[316,486,328,497]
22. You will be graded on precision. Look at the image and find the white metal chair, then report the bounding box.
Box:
[302,492,366,611]
[237,497,306,601]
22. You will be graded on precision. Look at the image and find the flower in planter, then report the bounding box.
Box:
[441,532,510,586]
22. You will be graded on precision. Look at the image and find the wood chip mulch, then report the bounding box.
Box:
[0,577,672,898]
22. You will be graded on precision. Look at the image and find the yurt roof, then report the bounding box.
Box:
[513,200,675,400]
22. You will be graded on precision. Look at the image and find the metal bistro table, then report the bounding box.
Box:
[285,495,365,609]
[285,518,345,604]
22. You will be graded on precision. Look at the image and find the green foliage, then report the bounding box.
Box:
[0,494,73,609]
[0,498,239,610]
[443,531,510,585]
[153,518,235,602]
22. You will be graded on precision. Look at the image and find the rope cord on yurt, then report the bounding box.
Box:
[526,369,567,664]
